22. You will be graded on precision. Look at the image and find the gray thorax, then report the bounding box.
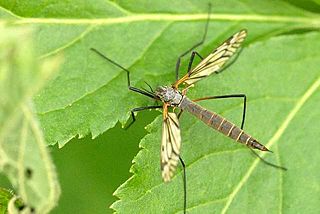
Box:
[155,86,184,106]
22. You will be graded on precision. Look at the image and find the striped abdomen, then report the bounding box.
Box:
[179,97,269,151]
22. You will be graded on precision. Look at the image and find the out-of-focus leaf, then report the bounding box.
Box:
[0,25,60,213]
[0,187,24,214]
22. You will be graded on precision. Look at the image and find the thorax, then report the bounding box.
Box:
[155,86,184,106]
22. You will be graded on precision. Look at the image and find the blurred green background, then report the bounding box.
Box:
[0,111,158,213]
[50,111,159,214]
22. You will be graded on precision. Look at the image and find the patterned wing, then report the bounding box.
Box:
[161,111,181,182]
[177,29,247,87]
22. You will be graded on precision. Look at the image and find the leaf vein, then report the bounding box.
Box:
[37,22,172,115]
[39,24,96,59]
[7,13,320,25]
[131,148,246,203]
[221,76,320,214]
[176,197,228,214]
[104,0,132,15]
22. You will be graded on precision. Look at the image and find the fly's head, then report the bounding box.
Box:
[155,86,183,106]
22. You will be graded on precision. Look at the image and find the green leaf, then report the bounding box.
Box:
[0,1,319,213]
[111,32,320,212]
[1,0,320,146]
[0,187,13,214]
[0,187,24,214]
[0,25,60,213]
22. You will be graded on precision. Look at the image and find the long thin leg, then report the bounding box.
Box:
[177,110,184,119]
[90,48,156,99]
[193,94,246,129]
[175,4,211,81]
[187,51,203,77]
[179,156,186,214]
[193,94,287,170]
[250,149,287,170]
[126,105,162,129]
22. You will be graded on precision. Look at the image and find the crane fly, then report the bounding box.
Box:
[90,6,279,213]
[155,29,270,182]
